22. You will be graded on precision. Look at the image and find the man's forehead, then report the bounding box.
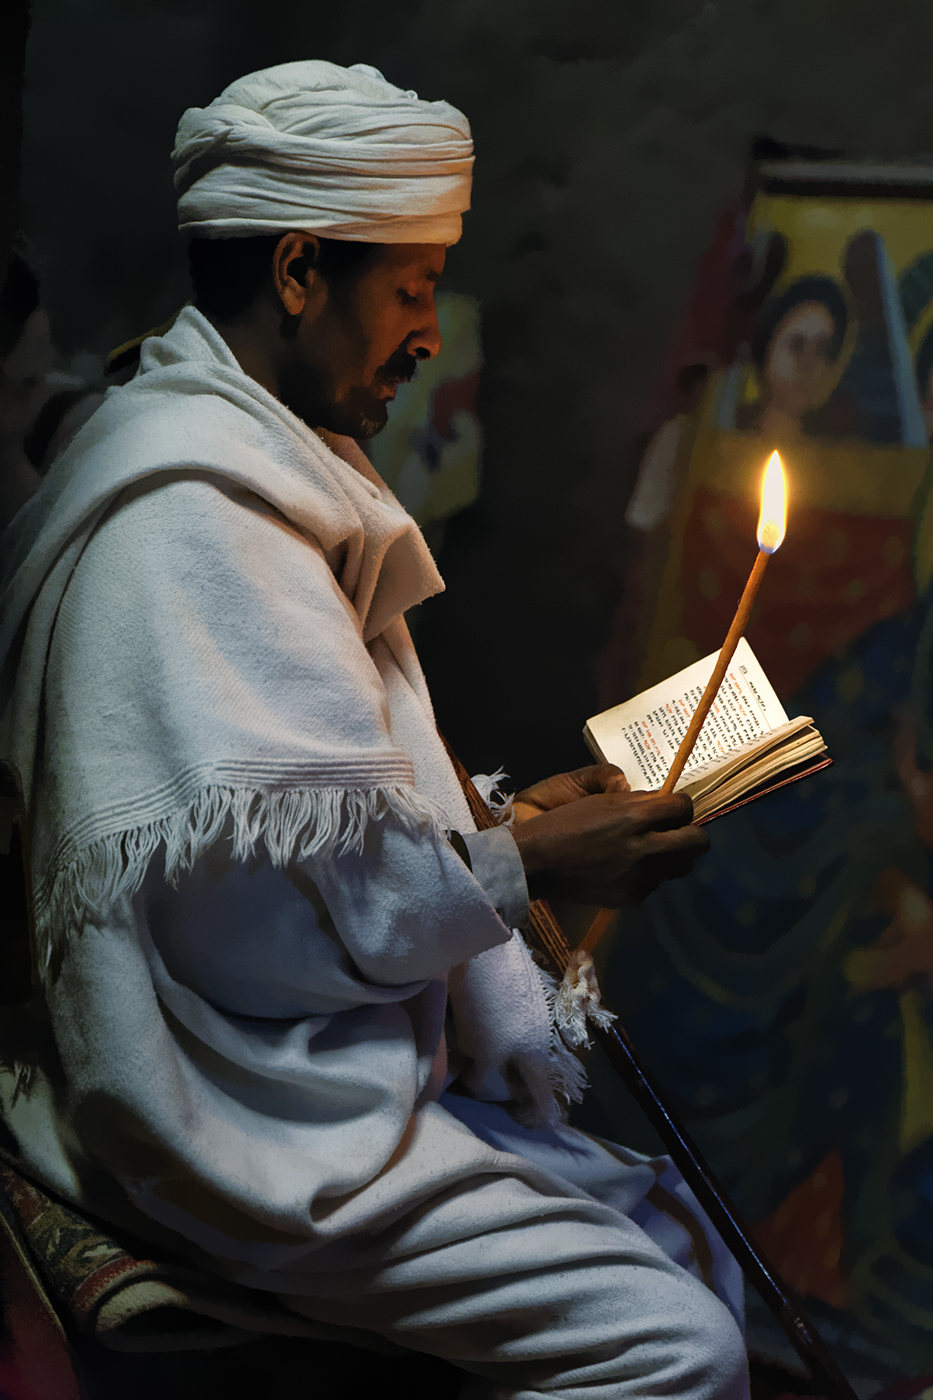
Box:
[372,243,447,278]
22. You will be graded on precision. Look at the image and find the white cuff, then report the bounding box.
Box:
[458,826,530,929]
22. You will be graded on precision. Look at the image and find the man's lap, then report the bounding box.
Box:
[273,1095,748,1399]
[438,1091,744,1331]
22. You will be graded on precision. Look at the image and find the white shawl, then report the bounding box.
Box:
[0,306,577,1126]
[0,307,460,965]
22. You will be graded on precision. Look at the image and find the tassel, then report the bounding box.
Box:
[555,947,616,1049]
[470,768,515,827]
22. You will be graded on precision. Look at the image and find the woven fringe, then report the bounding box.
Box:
[468,769,577,1125]
[468,767,584,1126]
[535,958,591,1104]
[495,954,591,1130]
[500,953,615,1129]
[34,784,450,978]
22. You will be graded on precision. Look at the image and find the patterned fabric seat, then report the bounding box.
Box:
[0,1156,464,1398]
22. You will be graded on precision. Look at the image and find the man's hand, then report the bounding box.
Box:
[509,764,709,907]
[511,764,631,824]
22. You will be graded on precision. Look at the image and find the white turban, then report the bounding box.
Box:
[173,61,473,246]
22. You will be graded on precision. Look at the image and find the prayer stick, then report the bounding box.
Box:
[593,1014,859,1400]
[443,734,859,1400]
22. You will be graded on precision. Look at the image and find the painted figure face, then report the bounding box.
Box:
[763,301,836,419]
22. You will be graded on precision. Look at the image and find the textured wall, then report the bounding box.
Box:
[18,0,933,781]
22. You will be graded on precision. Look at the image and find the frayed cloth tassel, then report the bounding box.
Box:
[555,948,617,1049]
[470,768,514,828]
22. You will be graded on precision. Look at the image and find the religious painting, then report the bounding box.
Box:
[639,166,933,700]
[596,161,933,1375]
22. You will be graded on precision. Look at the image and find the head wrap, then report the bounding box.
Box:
[173,61,473,246]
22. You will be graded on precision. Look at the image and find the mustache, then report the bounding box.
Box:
[377,346,421,385]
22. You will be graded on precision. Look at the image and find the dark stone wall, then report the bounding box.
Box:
[17,0,933,781]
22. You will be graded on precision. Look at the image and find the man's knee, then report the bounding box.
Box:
[458,1275,749,1400]
[662,1280,748,1400]
[565,1258,749,1400]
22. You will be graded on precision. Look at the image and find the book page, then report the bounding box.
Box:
[584,637,789,792]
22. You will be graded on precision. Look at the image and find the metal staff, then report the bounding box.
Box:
[443,738,858,1400]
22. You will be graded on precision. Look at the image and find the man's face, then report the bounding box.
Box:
[280,242,445,438]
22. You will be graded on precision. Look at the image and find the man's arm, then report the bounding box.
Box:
[449,763,707,917]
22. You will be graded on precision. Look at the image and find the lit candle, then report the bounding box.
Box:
[659,449,787,795]
[580,450,787,956]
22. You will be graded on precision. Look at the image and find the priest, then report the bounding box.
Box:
[0,61,747,1399]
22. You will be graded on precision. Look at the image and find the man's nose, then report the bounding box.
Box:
[411,306,442,360]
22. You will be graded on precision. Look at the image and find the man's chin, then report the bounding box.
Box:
[341,399,390,440]
[321,394,389,441]
[356,413,389,440]
[286,388,389,442]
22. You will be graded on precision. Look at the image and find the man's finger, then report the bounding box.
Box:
[639,822,710,860]
[649,846,706,879]
[569,764,627,794]
[603,789,694,832]
[514,765,630,816]
[642,791,695,830]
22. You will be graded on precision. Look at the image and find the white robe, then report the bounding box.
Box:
[0,308,747,1398]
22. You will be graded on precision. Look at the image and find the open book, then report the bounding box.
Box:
[583,638,830,823]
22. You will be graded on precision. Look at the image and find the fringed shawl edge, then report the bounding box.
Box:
[33,782,450,979]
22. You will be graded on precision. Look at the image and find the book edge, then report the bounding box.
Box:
[695,754,834,825]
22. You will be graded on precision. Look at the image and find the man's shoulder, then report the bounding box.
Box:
[37,362,301,549]
[67,469,345,647]
[85,366,272,466]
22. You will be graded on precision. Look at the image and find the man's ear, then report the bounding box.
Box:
[272,231,323,316]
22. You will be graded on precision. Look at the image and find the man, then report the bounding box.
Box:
[0,61,747,1398]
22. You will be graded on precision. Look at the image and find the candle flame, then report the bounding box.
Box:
[757,450,787,553]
